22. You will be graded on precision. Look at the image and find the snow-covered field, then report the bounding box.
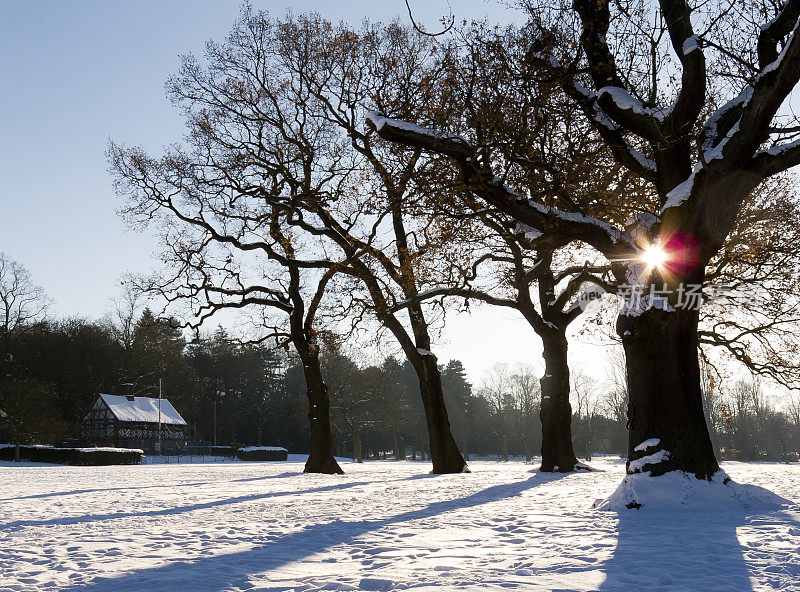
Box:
[2,456,799,592]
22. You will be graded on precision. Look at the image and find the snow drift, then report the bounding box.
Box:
[594,469,795,511]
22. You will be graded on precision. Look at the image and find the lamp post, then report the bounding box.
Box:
[157,378,162,455]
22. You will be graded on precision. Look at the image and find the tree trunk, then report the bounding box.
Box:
[539,331,579,472]
[415,356,468,473]
[618,307,719,479]
[352,426,363,463]
[299,348,343,475]
[394,429,406,460]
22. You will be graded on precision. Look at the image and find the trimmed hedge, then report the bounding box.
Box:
[236,447,288,461]
[0,445,144,465]
[208,445,239,458]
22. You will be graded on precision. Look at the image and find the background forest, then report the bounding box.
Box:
[2,259,798,463]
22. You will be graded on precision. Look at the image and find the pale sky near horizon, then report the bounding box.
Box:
[1,0,765,388]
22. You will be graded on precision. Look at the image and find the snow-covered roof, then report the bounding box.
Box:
[99,394,187,426]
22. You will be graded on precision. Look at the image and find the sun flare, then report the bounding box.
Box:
[642,244,668,269]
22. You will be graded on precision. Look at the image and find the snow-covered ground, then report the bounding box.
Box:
[1,456,799,592]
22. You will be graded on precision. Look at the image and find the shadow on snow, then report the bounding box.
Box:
[12,469,797,591]
[55,472,568,592]
[596,486,799,592]
[1,478,369,530]
[0,470,299,503]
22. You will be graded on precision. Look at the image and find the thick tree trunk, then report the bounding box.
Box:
[415,356,468,473]
[299,349,343,475]
[539,331,579,472]
[618,307,719,479]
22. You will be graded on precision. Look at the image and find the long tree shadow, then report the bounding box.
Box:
[0,470,301,502]
[56,472,567,592]
[597,485,799,592]
[2,480,371,530]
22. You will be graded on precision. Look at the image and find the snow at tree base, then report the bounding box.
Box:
[2,457,799,591]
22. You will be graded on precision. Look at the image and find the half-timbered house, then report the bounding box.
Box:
[80,393,187,452]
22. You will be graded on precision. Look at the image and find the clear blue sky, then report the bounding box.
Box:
[0,0,606,383]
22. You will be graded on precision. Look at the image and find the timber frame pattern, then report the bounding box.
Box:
[80,397,186,447]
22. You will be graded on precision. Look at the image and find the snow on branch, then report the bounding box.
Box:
[526,201,631,247]
[661,169,698,213]
[597,86,669,123]
[757,0,800,69]
[682,35,701,55]
[515,222,543,241]
[719,16,800,167]
[758,138,800,158]
[751,138,800,178]
[656,0,707,134]
[527,45,659,179]
[702,13,798,161]
[634,438,661,453]
[567,84,657,179]
[631,150,656,172]
[701,86,754,153]
[365,112,470,151]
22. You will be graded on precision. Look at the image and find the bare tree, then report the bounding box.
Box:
[267,14,471,472]
[0,253,49,373]
[571,370,601,462]
[0,253,50,459]
[377,24,623,472]
[0,253,49,389]
[109,11,473,474]
[396,211,613,470]
[478,363,514,460]
[103,282,145,377]
[508,363,541,461]
[107,12,359,473]
[323,343,391,463]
